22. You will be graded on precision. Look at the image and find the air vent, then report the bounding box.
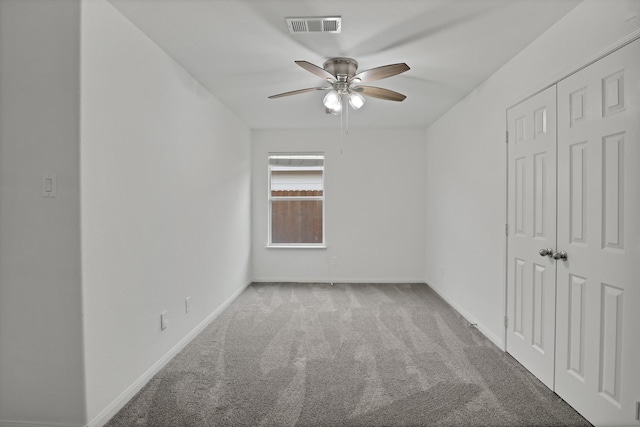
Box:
[286,16,341,34]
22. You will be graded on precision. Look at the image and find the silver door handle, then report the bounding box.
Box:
[539,248,553,257]
[552,251,568,261]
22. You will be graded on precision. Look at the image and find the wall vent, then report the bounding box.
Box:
[286,17,341,34]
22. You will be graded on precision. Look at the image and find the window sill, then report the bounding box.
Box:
[266,244,327,249]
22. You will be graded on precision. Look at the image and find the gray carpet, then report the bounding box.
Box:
[106,283,591,426]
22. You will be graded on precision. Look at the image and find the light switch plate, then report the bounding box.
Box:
[42,174,57,198]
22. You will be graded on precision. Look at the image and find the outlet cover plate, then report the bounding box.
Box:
[160,311,168,330]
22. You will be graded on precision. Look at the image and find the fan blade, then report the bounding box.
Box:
[268,87,331,99]
[351,63,410,84]
[295,60,337,82]
[353,86,407,102]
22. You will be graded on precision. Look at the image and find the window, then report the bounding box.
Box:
[268,154,324,247]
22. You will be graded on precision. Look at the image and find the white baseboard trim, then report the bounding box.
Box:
[86,281,251,427]
[0,421,84,427]
[425,282,504,349]
[251,277,426,284]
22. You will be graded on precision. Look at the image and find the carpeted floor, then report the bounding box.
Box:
[106,283,591,426]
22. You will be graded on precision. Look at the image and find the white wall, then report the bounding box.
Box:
[424,0,640,347]
[252,128,426,283]
[0,1,87,425]
[81,0,251,424]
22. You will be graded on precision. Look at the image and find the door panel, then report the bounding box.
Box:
[506,86,557,389]
[556,38,640,427]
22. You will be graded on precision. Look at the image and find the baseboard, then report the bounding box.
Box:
[0,421,84,427]
[251,277,426,284]
[426,282,504,349]
[86,281,251,427]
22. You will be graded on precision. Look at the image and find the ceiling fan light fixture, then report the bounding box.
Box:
[327,99,342,115]
[323,90,341,109]
[326,106,341,115]
[348,91,365,110]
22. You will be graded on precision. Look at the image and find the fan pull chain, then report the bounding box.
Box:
[346,96,349,135]
[340,98,344,154]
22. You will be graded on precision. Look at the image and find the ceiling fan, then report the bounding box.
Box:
[268,58,410,115]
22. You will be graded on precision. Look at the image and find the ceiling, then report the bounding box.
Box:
[108,0,581,130]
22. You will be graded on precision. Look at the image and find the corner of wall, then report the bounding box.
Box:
[0,0,87,425]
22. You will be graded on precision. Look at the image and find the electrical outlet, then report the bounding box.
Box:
[331,256,338,265]
[160,311,168,330]
[185,297,191,313]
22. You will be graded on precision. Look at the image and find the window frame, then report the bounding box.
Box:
[267,153,326,248]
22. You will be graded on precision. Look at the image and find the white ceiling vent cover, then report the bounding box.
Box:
[286,17,341,34]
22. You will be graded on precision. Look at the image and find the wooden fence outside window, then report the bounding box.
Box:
[271,190,323,243]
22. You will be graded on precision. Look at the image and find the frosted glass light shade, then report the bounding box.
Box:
[323,90,341,109]
[349,92,365,110]
[327,100,342,115]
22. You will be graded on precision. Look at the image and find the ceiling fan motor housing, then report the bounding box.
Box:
[323,58,358,79]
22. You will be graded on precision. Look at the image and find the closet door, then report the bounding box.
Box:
[506,85,557,389]
[555,38,640,426]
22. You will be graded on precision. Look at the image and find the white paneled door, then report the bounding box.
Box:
[555,39,640,426]
[506,85,558,390]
